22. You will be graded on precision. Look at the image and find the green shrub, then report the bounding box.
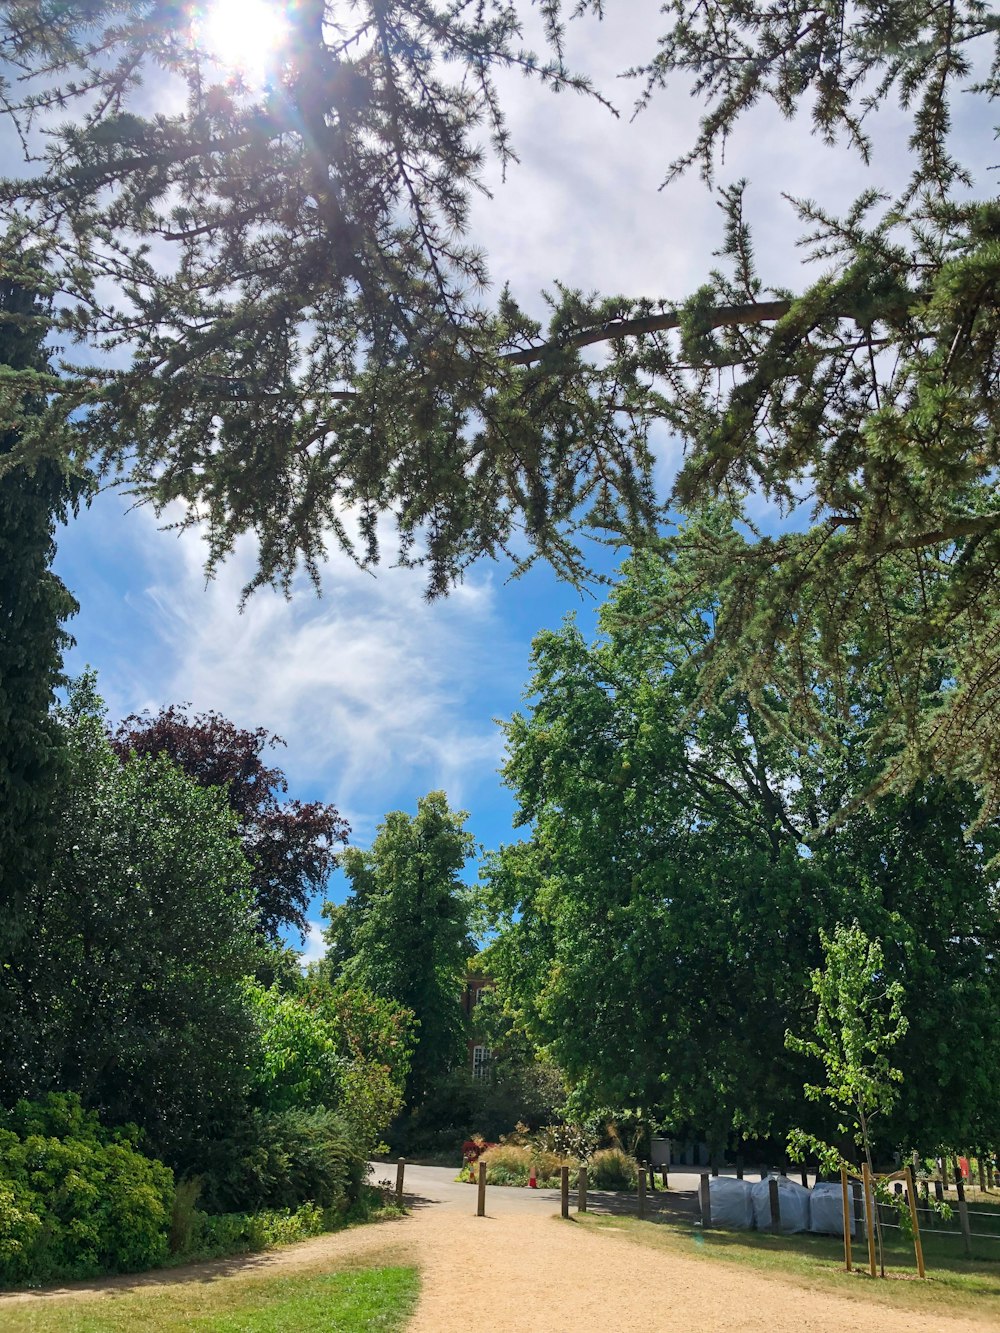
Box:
[588,1147,637,1191]
[197,1108,364,1216]
[0,1095,174,1286]
[184,1202,331,1260]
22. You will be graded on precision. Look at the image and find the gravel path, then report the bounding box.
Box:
[2,1165,994,1331]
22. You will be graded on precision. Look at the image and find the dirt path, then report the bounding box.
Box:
[2,1168,994,1331]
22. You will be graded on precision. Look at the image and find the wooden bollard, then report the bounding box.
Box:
[638,1166,647,1220]
[661,1164,669,1190]
[955,1169,972,1258]
[577,1165,588,1213]
[699,1173,711,1229]
[560,1165,569,1219]
[904,1166,925,1279]
[477,1160,487,1217]
[840,1167,852,1272]
[395,1157,405,1205]
[768,1177,781,1234]
[800,1167,809,1189]
[735,1152,744,1181]
[861,1162,877,1278]
[934,1178,945,1203]
[647,1159,656,1191]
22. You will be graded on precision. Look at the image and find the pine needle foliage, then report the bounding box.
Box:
[0,4,997,805]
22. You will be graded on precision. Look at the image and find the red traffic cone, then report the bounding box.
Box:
[529,1166,537,1189]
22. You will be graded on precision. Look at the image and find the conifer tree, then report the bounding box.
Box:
[0,271,77,962]
[0,3,996,808]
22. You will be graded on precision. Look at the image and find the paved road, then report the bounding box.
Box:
[371,1160,698,1220]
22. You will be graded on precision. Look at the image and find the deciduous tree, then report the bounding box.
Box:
[325,791,475,1105]
[112,706,348,939]
[485,555,1000,1151]
[4,677,263,1168]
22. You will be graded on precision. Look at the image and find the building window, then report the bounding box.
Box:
[471,1045,489,1079]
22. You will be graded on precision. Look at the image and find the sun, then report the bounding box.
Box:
[195,0,290,82]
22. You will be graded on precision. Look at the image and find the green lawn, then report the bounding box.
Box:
[0,1265,419,1332]
[579,1213,1000,1322]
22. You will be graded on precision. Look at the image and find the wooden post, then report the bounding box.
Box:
[934,1178,945,1204]
[800,1166,809,1189]
[735,1152,744,1181]
[768,1177,781,1234]
[861,1162,877,1278]
[647,1159,657,1191]
[699,1173,711,1229]
[560,1165,569,1219]
[577,1165,588,1213]
[638,1165,647,1220]
[477,1160,487,1217]
[955,1169,972,1258]
[711,1156,719,1178]
[395,1157,405,1205]
[840,1167,852,1272]
[904,1166,925,1279]
[661,1164,669,1190]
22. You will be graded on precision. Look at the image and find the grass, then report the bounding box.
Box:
[578,1211,1000,1322]
[0,1265,419,1332]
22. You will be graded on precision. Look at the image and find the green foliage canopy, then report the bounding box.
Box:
[1,677,263,1168]
[247,980,414,1152]
[325,791,475,1105]
[484,555,1000,1152]
[0,274,79,999]
[0,4,998,805]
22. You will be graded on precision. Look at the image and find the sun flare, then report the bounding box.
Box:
[196,0,290,81]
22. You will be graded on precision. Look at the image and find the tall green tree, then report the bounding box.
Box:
[324,791,475,1105]
[3,677,263,1169]
[485,555,1000,1152]
[0,273,78,959]
[0,5,997,805]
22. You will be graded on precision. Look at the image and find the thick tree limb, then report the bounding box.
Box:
[502,299,794,366]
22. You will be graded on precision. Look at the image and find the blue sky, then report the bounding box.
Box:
[34,3,994,964]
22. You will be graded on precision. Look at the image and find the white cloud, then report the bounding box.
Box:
[297,921,327,970]
[107,504,516,837]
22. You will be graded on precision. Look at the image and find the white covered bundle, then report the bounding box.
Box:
[750,1175,810,1233]
[809,1181,855,1236]
[707,1176,754,1229]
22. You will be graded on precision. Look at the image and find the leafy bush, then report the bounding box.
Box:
[197,1108,364,1216]
[185,1203,330,1259]
[0,1094,174,1286]
[588,1148,638,1191]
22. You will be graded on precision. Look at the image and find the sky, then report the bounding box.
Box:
[13,3,993,966]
